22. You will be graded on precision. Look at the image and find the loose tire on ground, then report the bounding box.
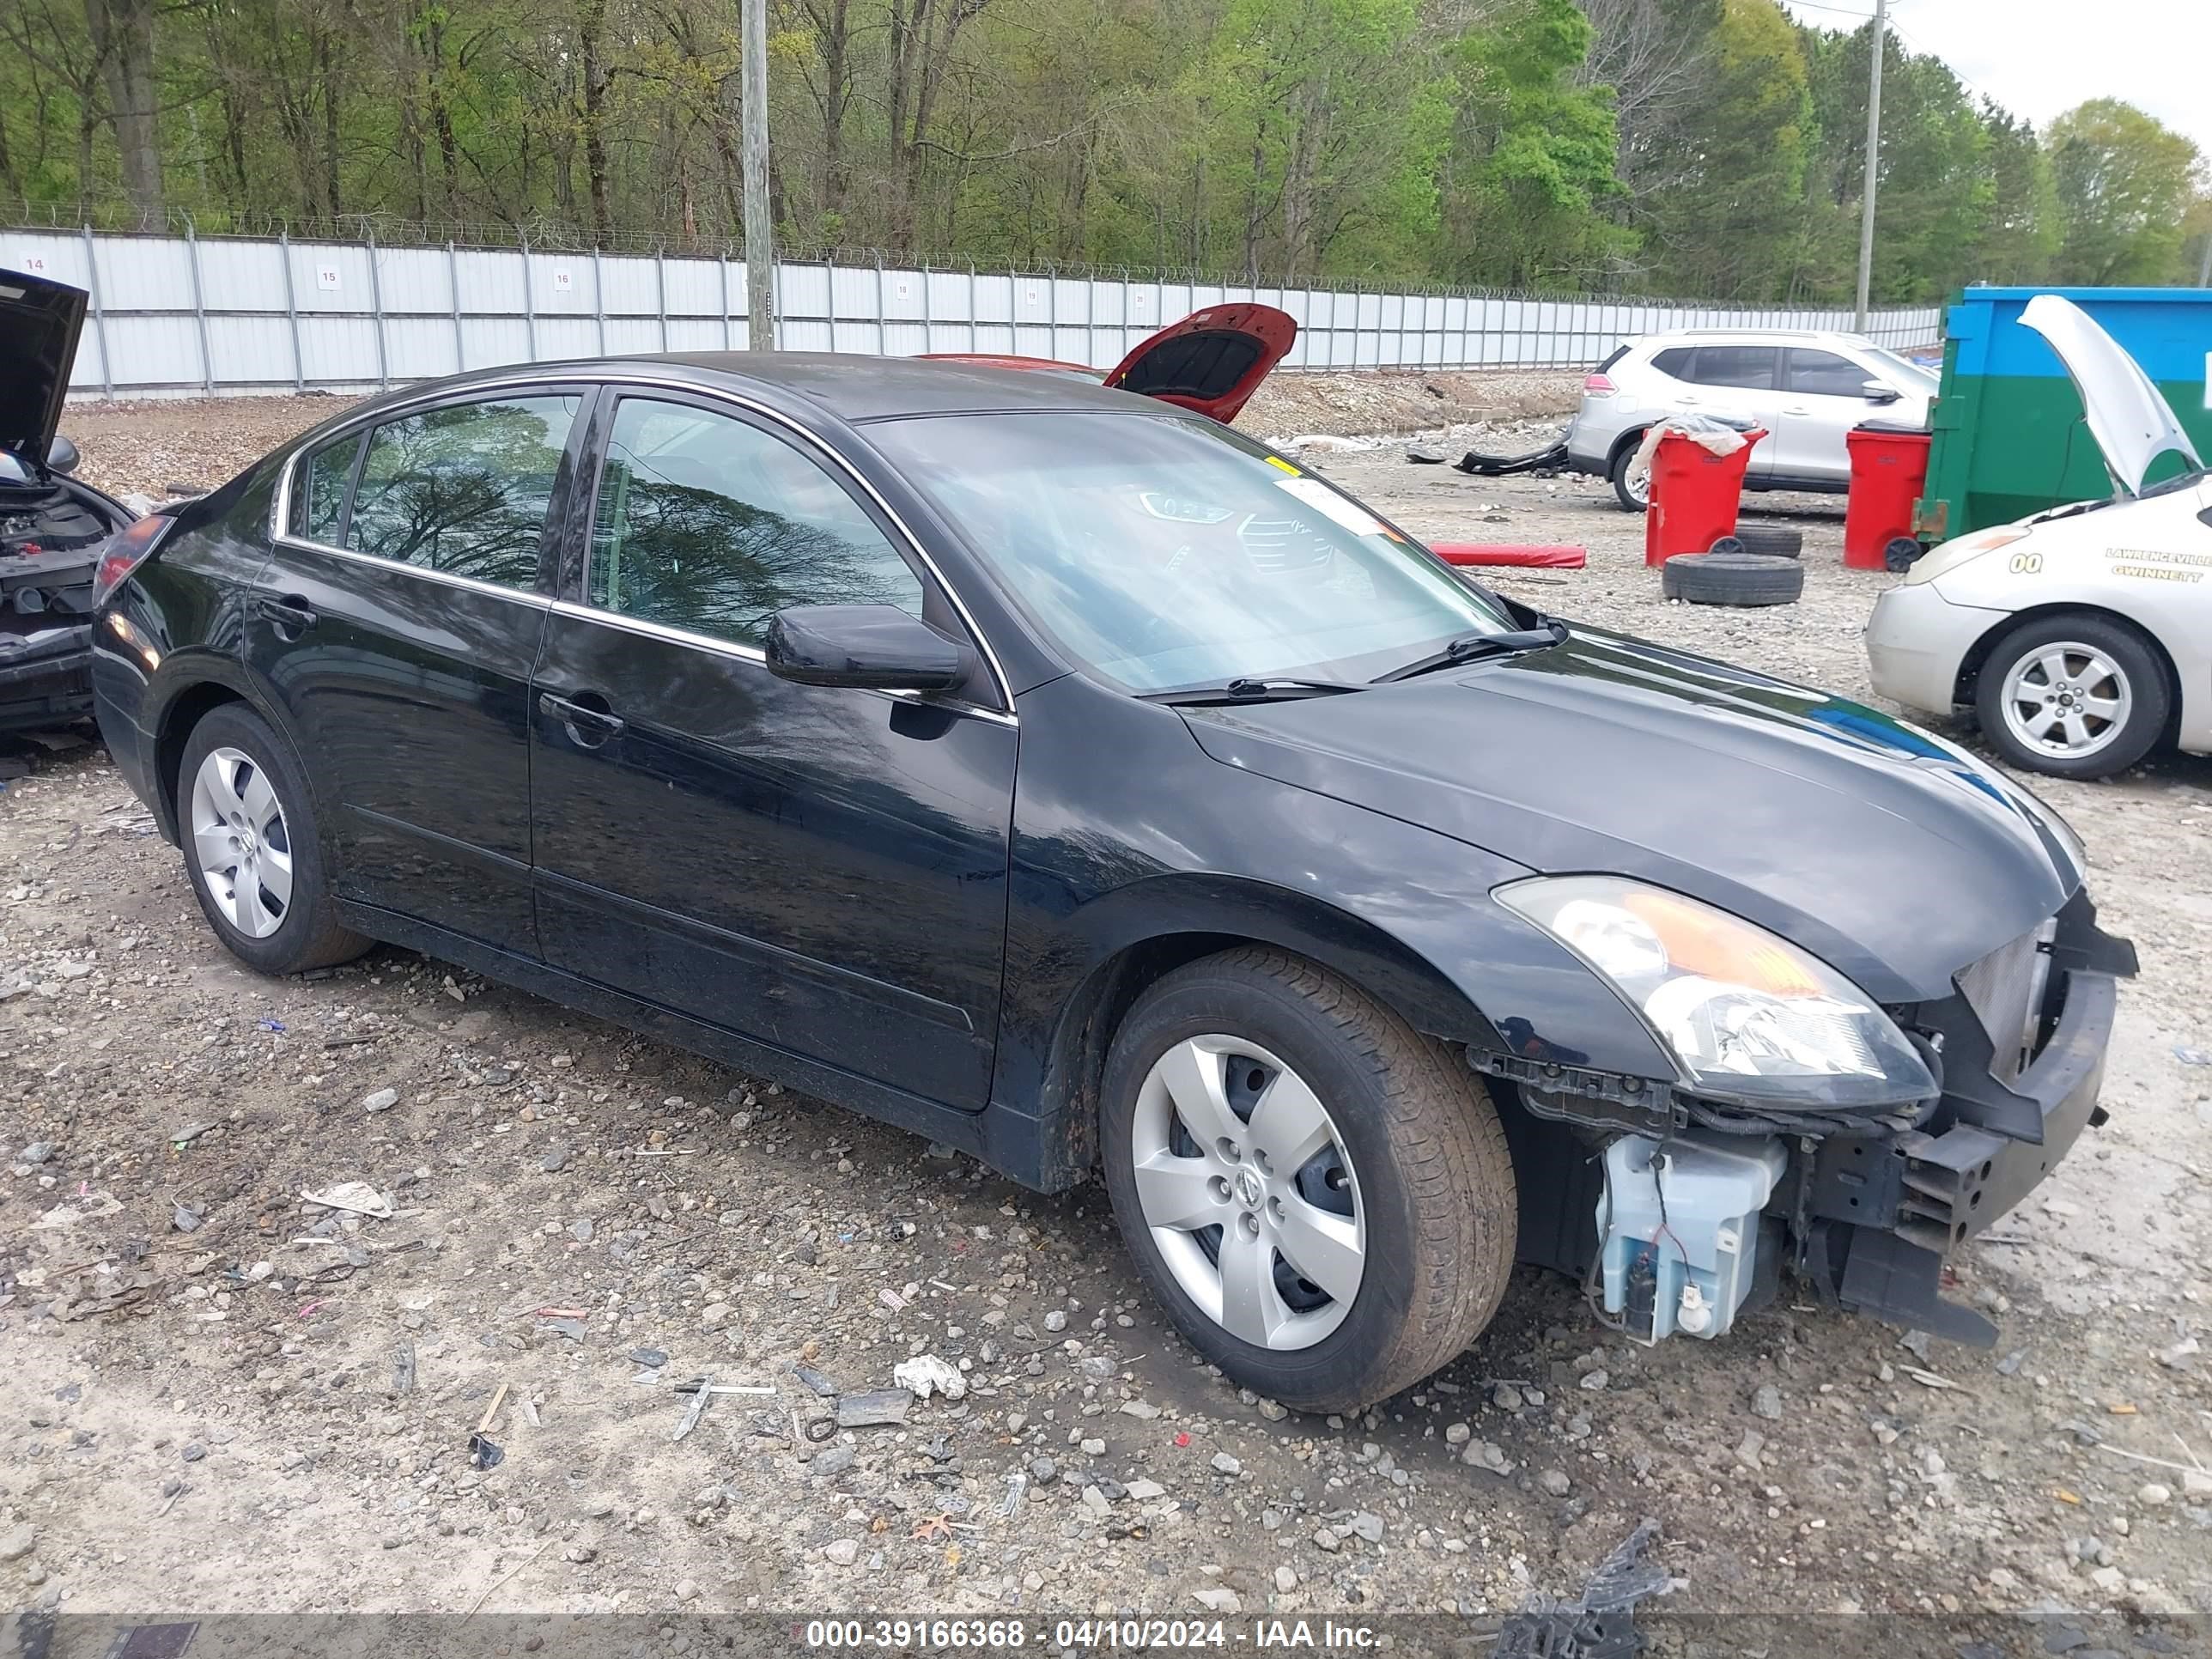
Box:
[1729,523,1803,557]
[1662,551,1805,606]
[1973,612,2169,781]
[1098,947,1517,1413]
[176,702,372,975]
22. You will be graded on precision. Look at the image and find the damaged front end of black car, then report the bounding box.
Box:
[1,267,137,729]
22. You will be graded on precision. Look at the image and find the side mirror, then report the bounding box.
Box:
[1862,380,1901,405]
[764,604,973,692]
[46,434,79,473]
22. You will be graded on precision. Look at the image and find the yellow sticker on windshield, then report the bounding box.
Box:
[1264,456,1300,475]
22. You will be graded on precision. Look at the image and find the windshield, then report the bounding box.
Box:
[867,411,1513,692]
[1869,348,1939,395]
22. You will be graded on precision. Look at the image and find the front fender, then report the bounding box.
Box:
[982,675,1675,1187]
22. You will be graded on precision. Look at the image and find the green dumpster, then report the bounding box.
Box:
[1917,284,2212,543]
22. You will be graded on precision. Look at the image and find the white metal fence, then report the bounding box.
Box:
[2,225,1944,399]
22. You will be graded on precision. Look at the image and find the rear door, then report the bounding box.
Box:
[248,386,585,951]
[527,388,1016,1109]
[1775,346,1887,484]
[1662,344,1782,479]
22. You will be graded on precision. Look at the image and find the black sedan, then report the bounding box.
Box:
[92,354,2133,1411]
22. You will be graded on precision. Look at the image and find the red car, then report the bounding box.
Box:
[921,301,1297,424]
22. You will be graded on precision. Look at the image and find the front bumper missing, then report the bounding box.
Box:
[0,623,94,729]
[1805,965,2117,1346]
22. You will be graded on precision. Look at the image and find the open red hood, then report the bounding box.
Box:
[1103,302,1297,423]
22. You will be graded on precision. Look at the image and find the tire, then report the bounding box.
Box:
[1973,614,2169,780]
[1662,551,1805,606]
[1882,537,1923,574]
[1098,947,1516,1413]
[1609,441,1651,512]
[1729,523,1803,557]
[176,702,371,974]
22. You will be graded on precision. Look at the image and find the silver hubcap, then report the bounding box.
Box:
[1129,1036,1364,1351]
[1999,643,2131,759]
[1626,466,1650,506]
[189,746,294,939]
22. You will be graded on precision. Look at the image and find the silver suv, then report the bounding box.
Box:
[1563,329,1937,510]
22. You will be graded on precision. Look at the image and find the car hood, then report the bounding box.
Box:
[0,268,86,471]
[2020,294,2203,497]
[1104,303,1297,423]
[1181,627,2080,1003]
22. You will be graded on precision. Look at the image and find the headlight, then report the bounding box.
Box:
[1497,876,1936,1110]
[1904,525,2027,586]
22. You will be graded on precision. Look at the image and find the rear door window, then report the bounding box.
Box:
[290,434,362,544]
[585,397,925,649]
[1689,346,1779,390]
[344,394,581,590]
[1786,348,1875,398]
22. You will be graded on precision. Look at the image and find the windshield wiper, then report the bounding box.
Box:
[1141,676,1368,707]
[1371,618,1568,684]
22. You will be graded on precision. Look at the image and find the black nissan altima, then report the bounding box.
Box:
[91,354,2134,1411]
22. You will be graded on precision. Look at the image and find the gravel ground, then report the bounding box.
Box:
[2,385,2209,1643]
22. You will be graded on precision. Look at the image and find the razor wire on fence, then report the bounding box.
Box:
[1,218,1944,400]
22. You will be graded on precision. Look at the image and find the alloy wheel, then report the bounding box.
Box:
[1998,643,2132,761]
[1128,1035,1365,1350]
[189,745,295,939]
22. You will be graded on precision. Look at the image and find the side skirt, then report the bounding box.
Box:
[335,901,1071,1193]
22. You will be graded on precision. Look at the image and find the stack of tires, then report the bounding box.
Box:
[1662,525,1804,606]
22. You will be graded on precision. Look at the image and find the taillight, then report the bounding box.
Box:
[93,513,173,606]
[1583,373,1617,397]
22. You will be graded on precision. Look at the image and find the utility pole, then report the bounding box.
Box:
[2197,229,2212,289]
[741,0,775,352]
[1852,0,1887,333]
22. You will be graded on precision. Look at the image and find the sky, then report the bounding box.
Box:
[1777,0,2212,160]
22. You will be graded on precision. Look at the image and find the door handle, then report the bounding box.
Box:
[1781,404,1811,416]
[256,594,317,635]
[1674,395,1701,407]
[539,690,625,748]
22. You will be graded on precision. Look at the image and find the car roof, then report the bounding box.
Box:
[1633,329,1875,349]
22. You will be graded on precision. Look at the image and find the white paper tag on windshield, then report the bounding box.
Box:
[1275,476,1384,538]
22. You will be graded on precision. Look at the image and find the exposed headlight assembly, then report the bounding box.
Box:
[1498,876,1936,1110]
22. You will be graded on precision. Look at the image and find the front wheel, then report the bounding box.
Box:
[1974,615,2168,780]
[177,702,371,974]
[1099,948,1516,1413]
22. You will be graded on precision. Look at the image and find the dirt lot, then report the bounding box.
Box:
[3,380,2209,1644]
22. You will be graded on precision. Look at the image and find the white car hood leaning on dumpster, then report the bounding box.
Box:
[1863,298,2212,778]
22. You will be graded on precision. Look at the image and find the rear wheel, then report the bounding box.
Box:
[1099,947,1516,1413]
[1609,442,1650,512]
[178,703,369,974]
[1974,615,2167,780]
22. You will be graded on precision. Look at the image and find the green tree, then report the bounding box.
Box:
[1634,0,1812,300]
[2048,99,2201,285]
[1440,0,1624,288]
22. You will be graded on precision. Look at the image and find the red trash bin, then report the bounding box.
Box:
[1644,428,1765,567]
[1844,421,1932,571]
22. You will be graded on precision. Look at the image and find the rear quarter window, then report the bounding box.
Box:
[1649,347,1695,380]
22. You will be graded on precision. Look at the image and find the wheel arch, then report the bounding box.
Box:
[1954,602,2186,750]
[994,877,1510,1192]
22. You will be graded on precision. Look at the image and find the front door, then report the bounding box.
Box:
[1775,346,1886,485]
[528,390,1016,1110]
[246,388,584,949]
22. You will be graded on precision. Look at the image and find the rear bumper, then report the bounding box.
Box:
[1811,964,2117,1345]
[0,624,94,729]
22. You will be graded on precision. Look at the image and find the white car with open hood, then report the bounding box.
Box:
[1865,295,2212,780]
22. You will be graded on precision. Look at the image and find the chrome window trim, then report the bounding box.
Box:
[269,532,554,608]
[269,367,1017,714]
[545,599,1018,727]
